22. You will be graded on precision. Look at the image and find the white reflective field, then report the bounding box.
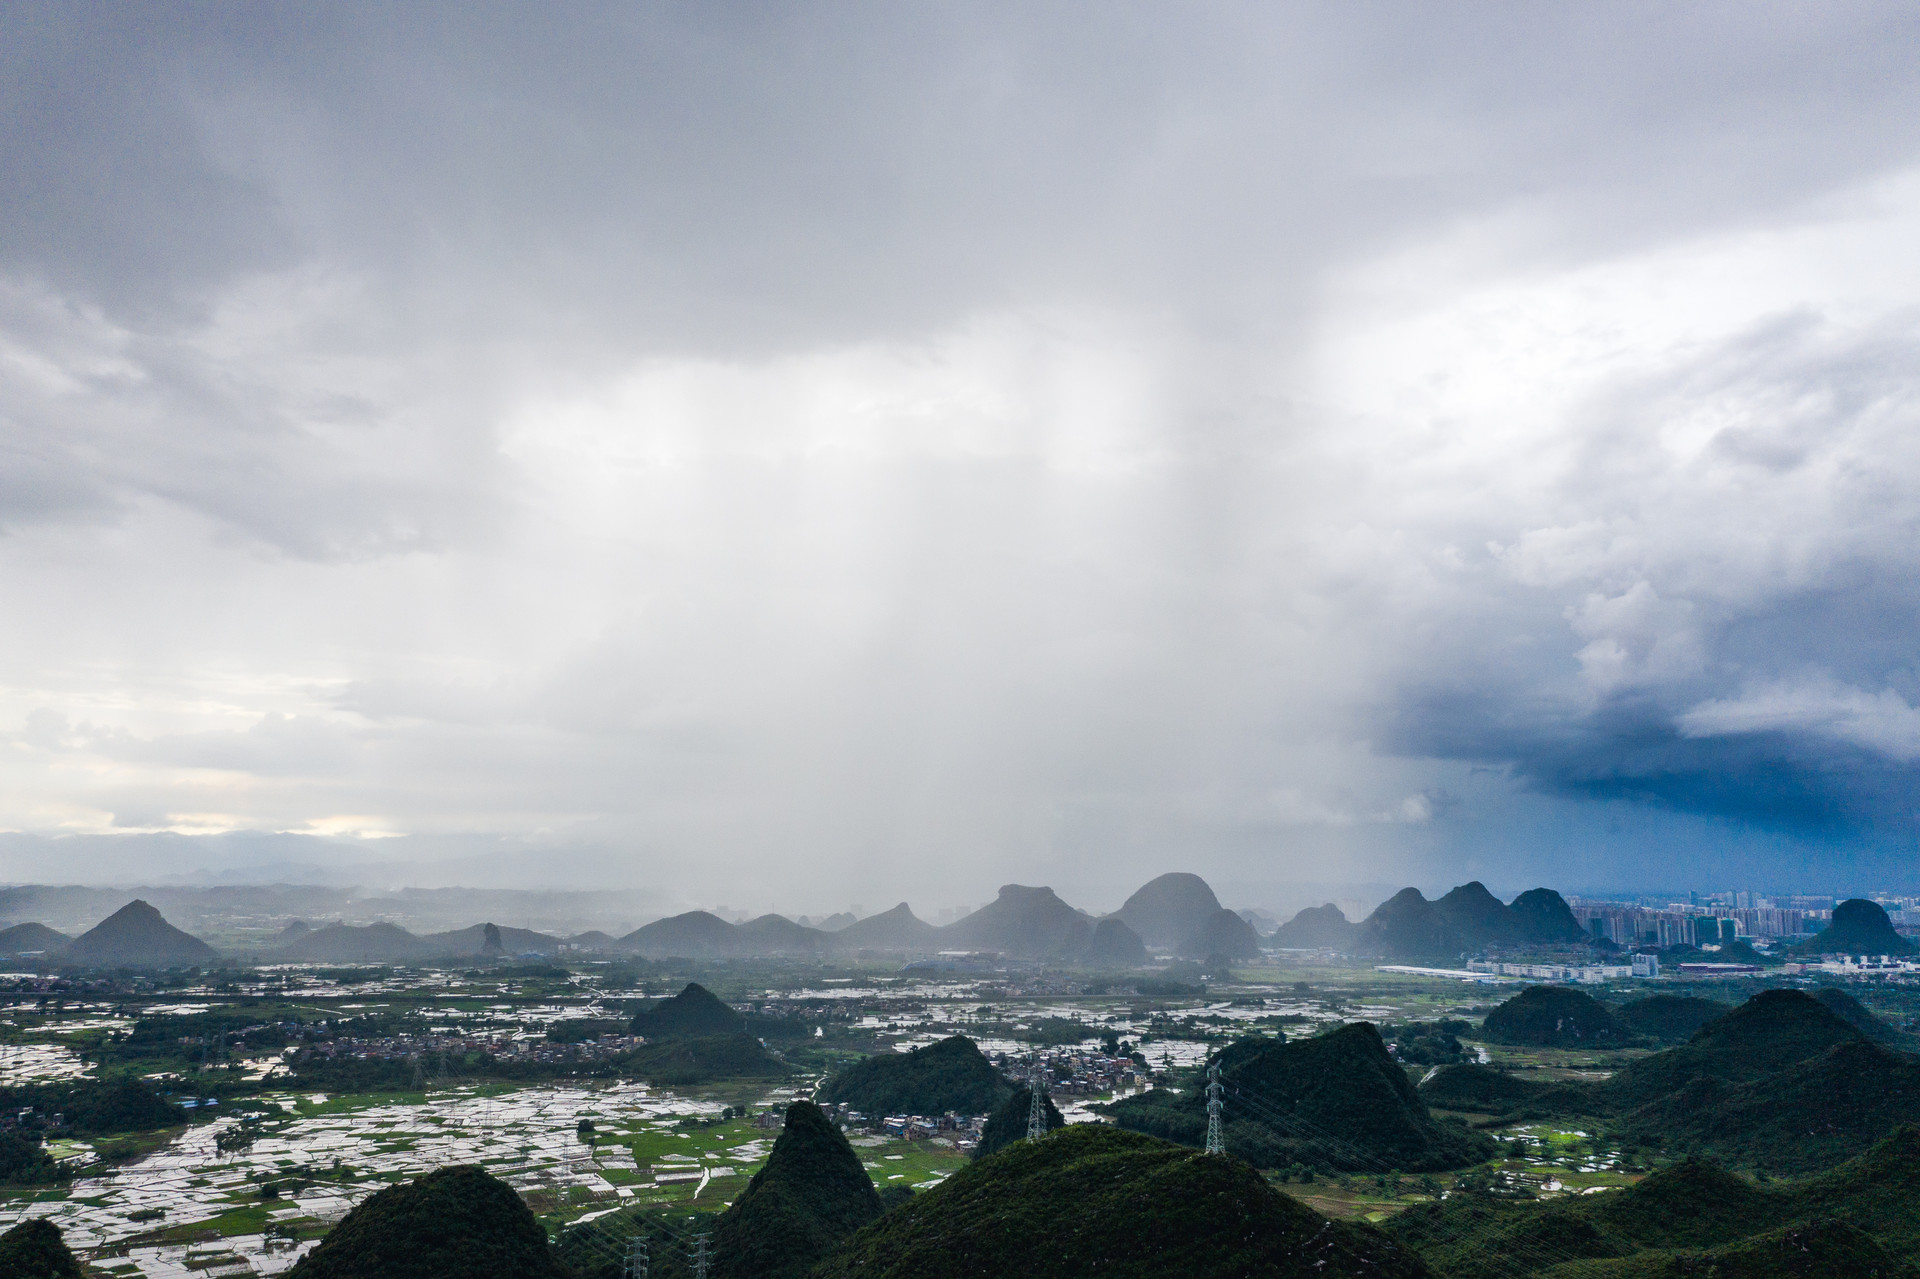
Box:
[1,1082,734,1277]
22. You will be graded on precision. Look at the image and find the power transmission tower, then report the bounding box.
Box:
[690,1232,711,1279]
[1026,1052,1047,1140]
[623,1236,648,1279]
[1204,1062,1224,1155]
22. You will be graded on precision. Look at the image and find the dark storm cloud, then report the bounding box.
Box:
[1374,306,1920,837]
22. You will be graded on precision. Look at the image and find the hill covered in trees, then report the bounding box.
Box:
[0,1219,83,1279]
[1107,1025,1493,1171]
[1790,898,1916,956]
[1613,993,1729,1043]
[814,1124,1433,1279]
[59,900,218,967]
[818,1035,1009,1116]
[289,1165,569,1279]
[0,922,69,955]
[974,1084,1065,1160]
[1387,1126,1920,1277]
[0,1077,184,1137]
[0,1129,62,1185]
[617,1033,792,1086]
[628,983,745,1037]
[1479,985,1630,1047]
[709,1101,882,1279]
[1810,986,1912,1046]
[1595,989,1920,1172]
[1422,990,1920,1174]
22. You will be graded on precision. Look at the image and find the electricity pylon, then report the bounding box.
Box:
[623,1236,648,1279]
[691,1232,711,1279]
[1026,1052,1047,1140]
[1204,1062,1224,1155]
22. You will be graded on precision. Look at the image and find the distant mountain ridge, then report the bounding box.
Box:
[1272,881,1584,960]
[615,883,1155,961]
[11,872,1609,968]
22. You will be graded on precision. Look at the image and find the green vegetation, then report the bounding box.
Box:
[975,1085,1064,1160]
[709,1101,881,1279]
[553,1205,721,1279]
[0,1218,83,1278]
[1789,898,1916,957]
[289,1165,569,1279]
[1107,1025,1494,1171]
[1597,990,1920,1173]
[0,1077,184,1137]
[1552,1219,1917,1279]
[546,1018,630,1044]
[814,1124,1433,1278]
[1481,987,1629,1048]
[1384,1019,1471,1065]
[615,1033,793,1086]
[1613,994,1729,1043]
[0,1130,62,1185]
[629,983,747,1038]
[1387,1126,1920,1277]
[1426,991,1920,1174]
[1809,987,1910,1046]
[818,1035,1010,1117]
[1416,1063,1586,1118]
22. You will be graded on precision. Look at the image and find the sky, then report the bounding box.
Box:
[3,4,1920,913]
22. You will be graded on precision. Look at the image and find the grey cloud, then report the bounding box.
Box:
[4,4,1920,898]
[1376,307,1920,837]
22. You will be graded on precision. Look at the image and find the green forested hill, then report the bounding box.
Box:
[1809,986,1912,1046]
[709,1101,880,1279]
[1387,1126,1920,1278]
[1481,986,1630,1047]
[288,1165,569,1279]
[1595,990,1920,1172]
[1612,994,1729,1043]
[1426,991,1920,1174]
[974,1084,1065,1160]
[817,1035,1009,1116]
[813,1123,1433,1279]
[1541,1219,1917,1279]
[1417,1063,1587,1117]
[1108,1026,1492,1171]
[615,1033,792,1086]
[0,1219,83,1279]
[629,983,746,1037]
